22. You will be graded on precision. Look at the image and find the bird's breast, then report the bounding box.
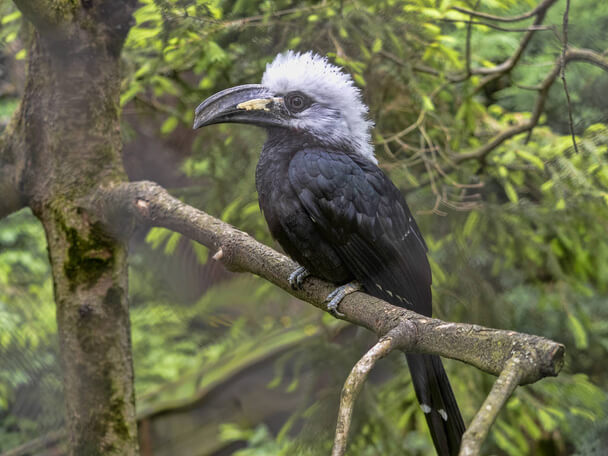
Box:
[255,144,352,284]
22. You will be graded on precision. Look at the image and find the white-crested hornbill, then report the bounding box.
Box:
[193,51,465,455]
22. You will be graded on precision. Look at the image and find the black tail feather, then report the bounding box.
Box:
[406,353,465,456]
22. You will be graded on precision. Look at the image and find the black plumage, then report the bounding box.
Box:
[257,129,465,455]
[193,51,465,455]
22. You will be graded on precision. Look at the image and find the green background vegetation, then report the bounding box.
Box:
[1,0,607,454]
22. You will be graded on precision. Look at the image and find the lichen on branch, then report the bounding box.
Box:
[92,180,565,455]
[93,180,565,380]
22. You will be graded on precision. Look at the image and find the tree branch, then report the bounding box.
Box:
[12,0,76,31]
[454,48,608,164]
[459,357,523,455]
[451,0,557,23]
[470,7,548,79]
[383,0,553,87]
[440,19,552,34]
[91,180,564,454]
[560,0,578,153]
[332,327,411,456]
[92,181,564,377]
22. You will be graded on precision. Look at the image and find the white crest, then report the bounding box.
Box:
[262,51,376,163]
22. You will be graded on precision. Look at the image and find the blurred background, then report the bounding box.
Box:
[1,0,607,454]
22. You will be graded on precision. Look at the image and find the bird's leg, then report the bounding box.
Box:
[325,282,362,317]
[288,265,310,289]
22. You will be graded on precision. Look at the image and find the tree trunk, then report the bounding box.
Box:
[5,1,139,454]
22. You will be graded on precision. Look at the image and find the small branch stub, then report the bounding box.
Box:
[135,198,150,217]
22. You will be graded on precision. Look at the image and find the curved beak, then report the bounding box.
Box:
[193,84,286,130]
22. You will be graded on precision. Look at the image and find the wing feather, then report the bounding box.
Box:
[288,148,432,316]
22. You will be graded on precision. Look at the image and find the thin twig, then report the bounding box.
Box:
[377,108,426,144]
[379,50,464,83]
[472,8,548,77]
[464,1,481,78]
[451,0,557,23]
[459,357,524,455]
[454,48,608,164]
[441,18,552,34]
[166,2,331,28]
[383,0,554,87]
[560,0,579,153]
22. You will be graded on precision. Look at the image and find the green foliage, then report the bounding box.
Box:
[0,210,62,451]
[1,0,608,454]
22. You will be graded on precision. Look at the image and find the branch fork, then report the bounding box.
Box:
[90,180,565,455]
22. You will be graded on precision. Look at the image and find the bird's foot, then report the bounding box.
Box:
[288,266,310,289]
[325,282,362,317]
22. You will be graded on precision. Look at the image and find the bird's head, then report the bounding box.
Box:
[193,51,375,163]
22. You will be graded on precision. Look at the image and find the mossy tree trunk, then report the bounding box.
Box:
[2,1,139,454]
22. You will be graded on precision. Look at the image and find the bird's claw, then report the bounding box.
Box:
[325,282,361,318]
[288,266,310,289]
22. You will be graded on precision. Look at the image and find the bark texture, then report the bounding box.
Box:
[93,181,564,455]
[5,1,139,454]
[95,181,565,381]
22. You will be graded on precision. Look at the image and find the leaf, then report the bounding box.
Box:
[516,150,544,170]
[538,409,557,432]
[221,198,242,222]
[288,36,301,48]
[164,232,181,255]
[353,73,366,87]
[519,411,542,440]
[205,41,226,63]
[145,227,172,250]
[372,38,382,53]
[567,313,588,349]
[421,95,435,112]
[428,256,446,284]
[1,11,21,24]
[504,181,519,204]
[463,211,479,238]
[422,23,441,36]
[494,428,524,456]
[161,116,178,135]
[191,241,208,264]
[120,82,142,107]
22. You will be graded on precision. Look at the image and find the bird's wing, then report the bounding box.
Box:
[289,149,465,454]
[288,148,432,316]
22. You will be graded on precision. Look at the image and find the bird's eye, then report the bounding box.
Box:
[285,92,310,113]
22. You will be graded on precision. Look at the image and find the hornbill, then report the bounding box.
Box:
[193,51,465,455]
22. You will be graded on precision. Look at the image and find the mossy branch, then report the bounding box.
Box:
[93,180,565,454]
[12,0,76,31]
